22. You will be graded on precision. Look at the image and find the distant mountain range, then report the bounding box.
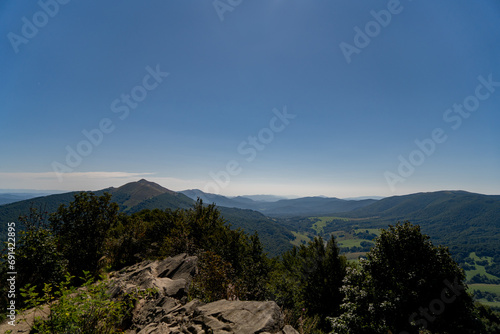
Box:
[179,189,377,216]
[0,193,55,205]
[1,180,499,259]
[235,194,290,202]
[0,184,382,217]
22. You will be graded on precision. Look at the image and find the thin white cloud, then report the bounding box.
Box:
[0,171,154,191]
[0,171,214,193]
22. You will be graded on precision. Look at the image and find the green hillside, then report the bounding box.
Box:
[105,178,175,210]
[0,191,80,241]
[338,191,500,262]
[278,191,500,285]
[126,191,195,213]
[0,180,294,257]
[217,207,294,256]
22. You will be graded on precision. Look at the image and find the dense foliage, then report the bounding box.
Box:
[271,236,347,332]
[330,222,480,333]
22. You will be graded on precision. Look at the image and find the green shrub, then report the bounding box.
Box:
[20,271,148,334]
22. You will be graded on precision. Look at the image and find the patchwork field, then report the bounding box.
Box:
[289,216,382,258]
[469,284,500,310]
[465,252,499,281]
[290,231,311,247]
[311,216,349,235]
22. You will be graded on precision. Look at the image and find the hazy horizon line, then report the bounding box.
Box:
[1,183,498,201]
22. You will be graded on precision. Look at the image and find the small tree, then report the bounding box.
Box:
[189,251,234,302]
[330,222,480,334]
[17,208,67,286]
[104,213,150,269]
[273,236,346,332]
[303,236,346,322]
[238,233,271,301]
[0,207,67,311]
[50,192,119,278]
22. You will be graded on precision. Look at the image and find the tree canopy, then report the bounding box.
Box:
[330,222,479,334]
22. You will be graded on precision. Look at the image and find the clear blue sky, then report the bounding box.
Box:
[1,0,499,197]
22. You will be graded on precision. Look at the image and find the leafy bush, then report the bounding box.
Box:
[475,304,500,333]
[20,271,147,334]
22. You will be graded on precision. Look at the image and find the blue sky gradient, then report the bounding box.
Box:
[1,0,499,197]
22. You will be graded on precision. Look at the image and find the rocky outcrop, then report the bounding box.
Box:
[109,253,198,301]
[112,253,298,334]
[0,253,298,334]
